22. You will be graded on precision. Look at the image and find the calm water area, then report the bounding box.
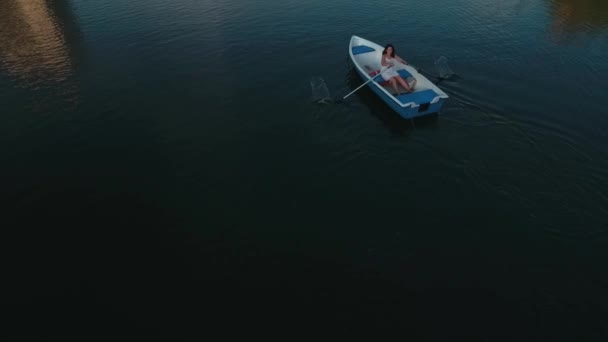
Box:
[2,0,608,339]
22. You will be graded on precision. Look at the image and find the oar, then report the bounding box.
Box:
[409,57,454,81]
[343,65,392,100]
[411,65,439,80]
[396,60,435,79]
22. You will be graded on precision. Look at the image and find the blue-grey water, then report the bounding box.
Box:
[3,0,608,339]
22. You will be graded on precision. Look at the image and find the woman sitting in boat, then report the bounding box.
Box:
[381,44,413,95]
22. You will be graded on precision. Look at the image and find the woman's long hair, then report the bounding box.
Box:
[382,44,395,57]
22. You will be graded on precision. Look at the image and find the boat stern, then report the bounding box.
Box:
[394,90,447,118]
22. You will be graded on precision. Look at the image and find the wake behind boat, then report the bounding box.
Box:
[348,35,449,119]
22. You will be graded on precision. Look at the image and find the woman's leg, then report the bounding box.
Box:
[396,76,412,92]
[389,78,400,95]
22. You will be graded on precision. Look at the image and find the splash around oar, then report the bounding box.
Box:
[310,77,333,104]
[310,67,394,105]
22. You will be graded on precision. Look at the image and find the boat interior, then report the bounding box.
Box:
[351,43,443,105]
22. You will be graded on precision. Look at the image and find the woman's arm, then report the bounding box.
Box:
[396,55,408,65]
[381,55,390,67]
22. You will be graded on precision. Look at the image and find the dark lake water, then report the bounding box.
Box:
[2,0,608,339]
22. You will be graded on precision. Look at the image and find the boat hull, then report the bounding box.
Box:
[349,35,448,119]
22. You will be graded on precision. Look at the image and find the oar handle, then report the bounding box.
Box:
[343,65,392,100]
